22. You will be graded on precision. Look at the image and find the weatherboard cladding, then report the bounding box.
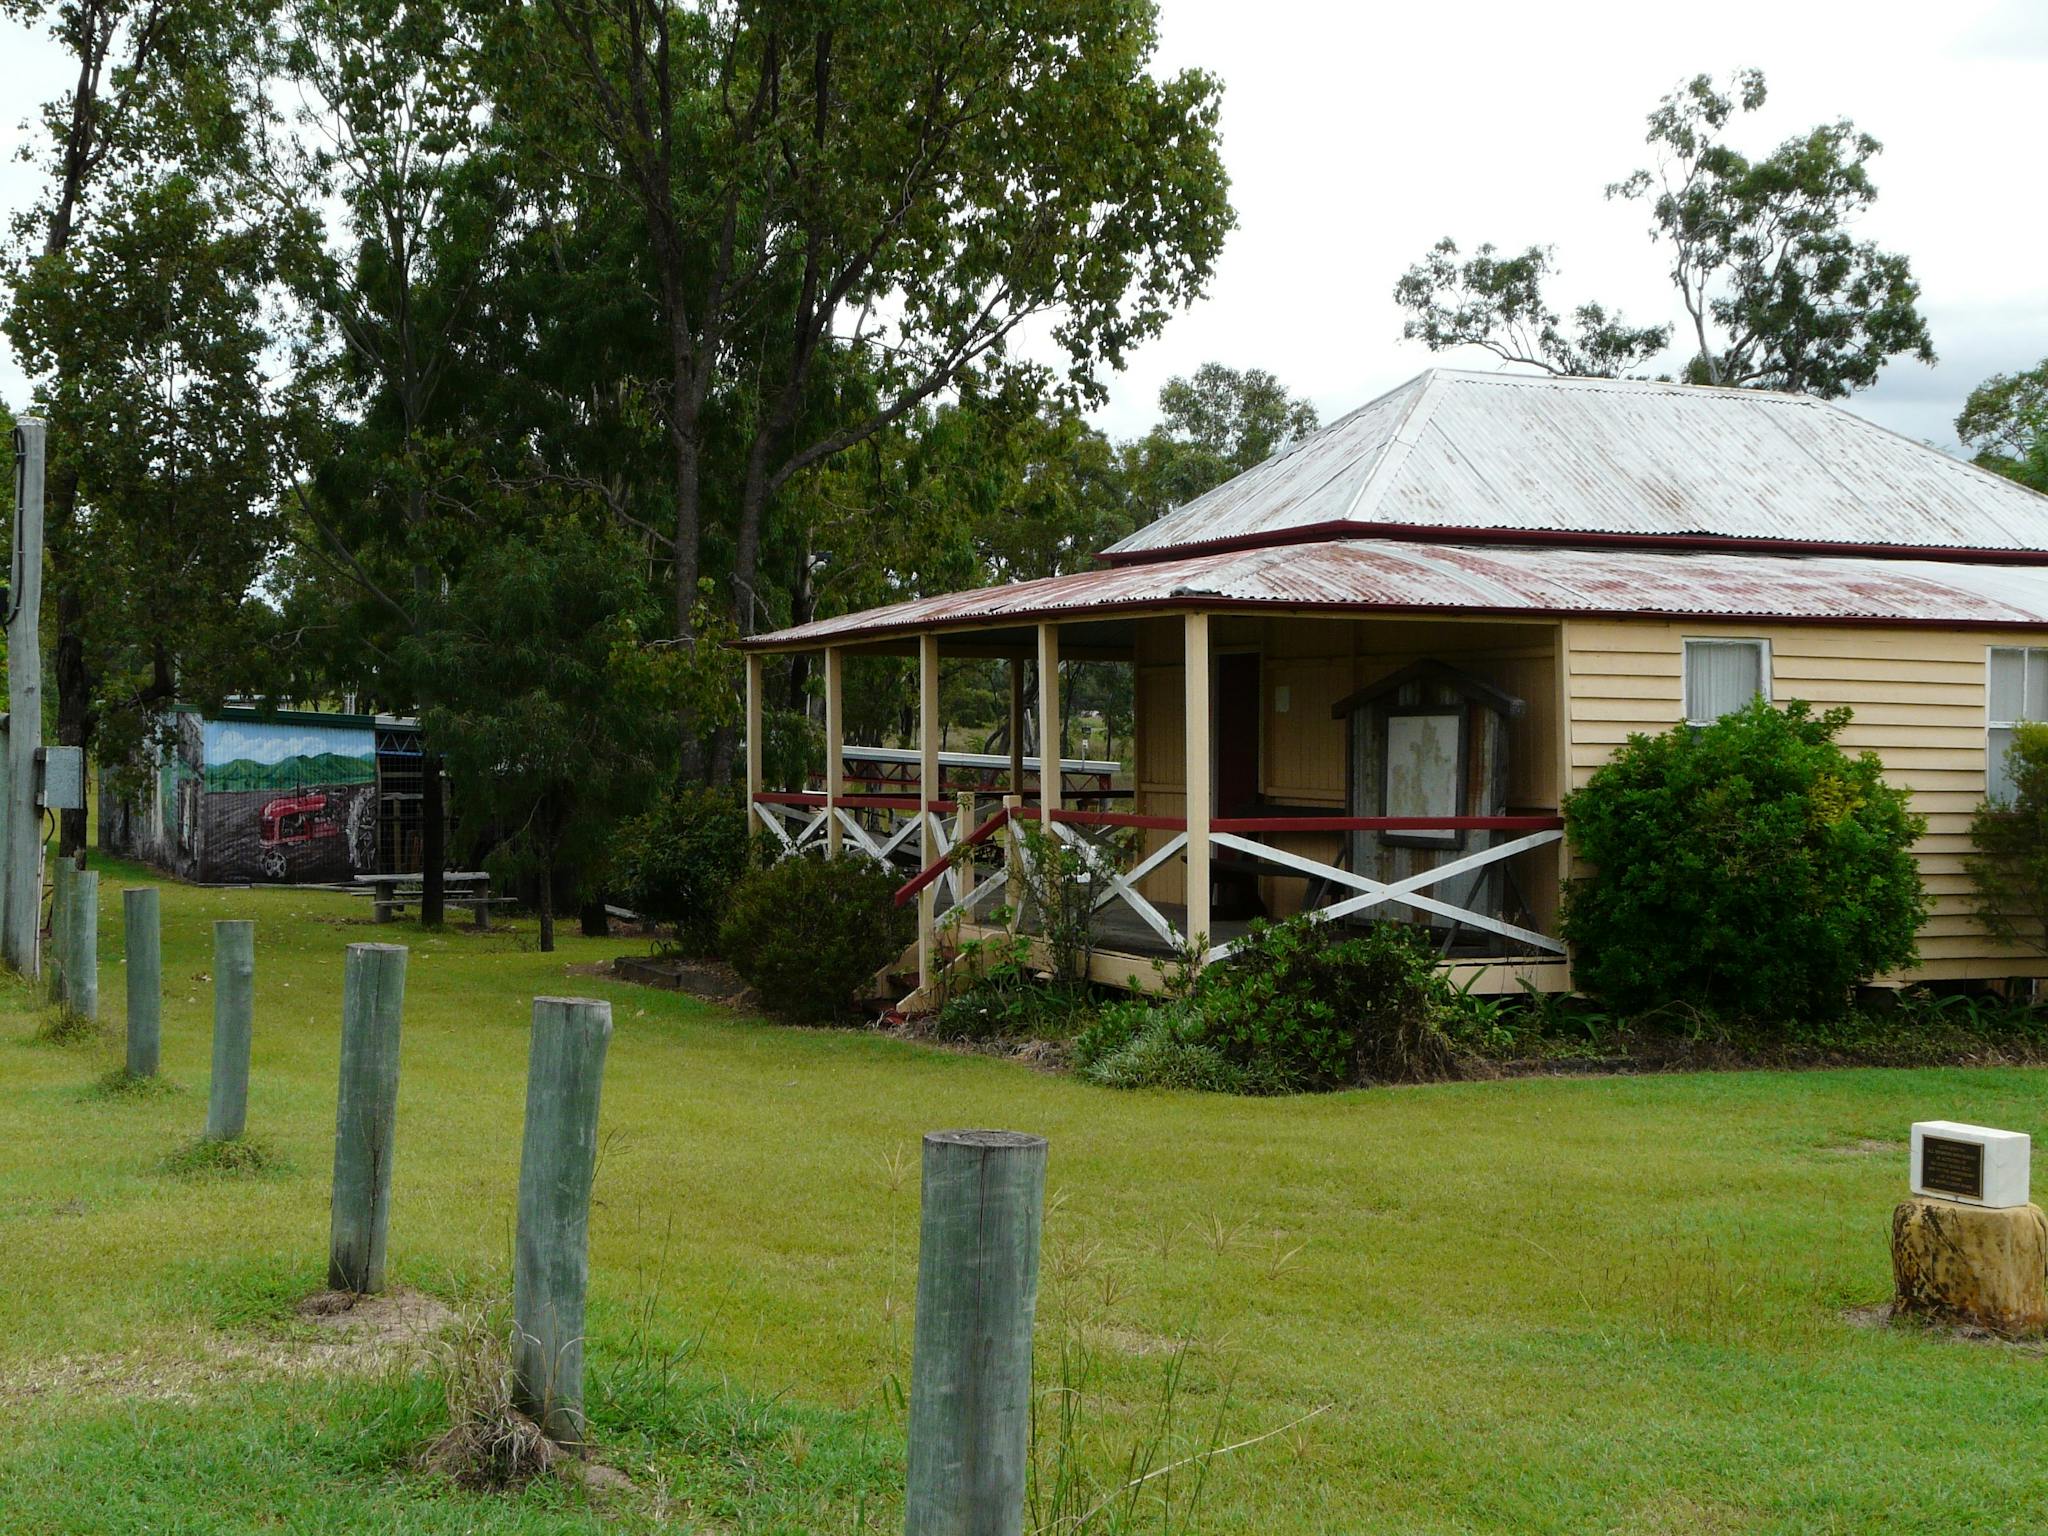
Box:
[741,539,2048,649]
[1099,371,2048,561]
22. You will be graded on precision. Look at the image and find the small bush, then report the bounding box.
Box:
[1562,698,1927,1018]
[611,787,754,956]
[1970,721,2048,955]
[160,1136,289,1180]
[85,1067,179,1102]
[1077,1002,1283,1094]
[718,854,916,1024]
[1194,916,1456,1088]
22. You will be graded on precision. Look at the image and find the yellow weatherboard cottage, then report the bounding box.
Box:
[740,370,2048,1001]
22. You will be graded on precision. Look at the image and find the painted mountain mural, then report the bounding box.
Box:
[202,751,378,793]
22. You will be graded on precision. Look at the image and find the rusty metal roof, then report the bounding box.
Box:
[1100,370,2048,563]
[743,539,2048,649]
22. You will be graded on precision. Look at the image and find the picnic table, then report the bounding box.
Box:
[355,871,501,929]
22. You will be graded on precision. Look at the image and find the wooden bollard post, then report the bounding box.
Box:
[123,888,161,1076]
[65,867,97,1021]
[47,852,71,1002]
[905,1129,1048,1536]
[205,920,255,1141]
[329,943,408,1294]
[512,996,613,1446]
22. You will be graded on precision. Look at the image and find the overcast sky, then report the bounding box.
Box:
[2,0,2044,457]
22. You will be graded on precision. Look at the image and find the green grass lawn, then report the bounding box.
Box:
[4,853,2047,1532]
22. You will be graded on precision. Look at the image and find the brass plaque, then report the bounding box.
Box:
[1921,1136,1983,1200]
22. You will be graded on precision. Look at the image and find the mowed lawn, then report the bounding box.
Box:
[3,856,2047,1533]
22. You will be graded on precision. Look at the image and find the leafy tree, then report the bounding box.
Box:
[1395,70,1936,399]
[1957,360,2048,495]
[1608,70,1935,395]
[1393,239,1670,377]
[4,0,284,852]
[1969,723,2048,955]
[1562,698,1927,1018]
[415,515,680,952]
[489,0,1233,731]
[1123,362,1319,523]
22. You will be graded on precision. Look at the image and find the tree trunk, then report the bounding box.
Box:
[54,553,92,857]
[537,861,556,953]
[578,900,608,938]
[420,753,444,927]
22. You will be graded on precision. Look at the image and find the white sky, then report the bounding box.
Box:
[2,0,2044,456]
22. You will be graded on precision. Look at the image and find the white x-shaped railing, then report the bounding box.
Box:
[1204,828,1565,964]
[1046,820,1188,951]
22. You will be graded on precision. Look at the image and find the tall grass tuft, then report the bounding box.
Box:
[421,1302,563,1489]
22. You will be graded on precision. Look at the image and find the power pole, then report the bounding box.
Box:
[4,422,45,977]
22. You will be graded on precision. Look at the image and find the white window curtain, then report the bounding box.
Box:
[1684,640,1766,726]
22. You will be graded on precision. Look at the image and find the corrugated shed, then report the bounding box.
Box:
[743,539,2048,649]
[1101,370,2048,561]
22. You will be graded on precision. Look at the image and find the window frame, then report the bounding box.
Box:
[1986,644,2048,806]
[1681,636,1773,728]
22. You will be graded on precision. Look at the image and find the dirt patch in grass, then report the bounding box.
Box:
[608,954,749,1004]
[1840,1300,2048,1352]
[0,1288,461,1407]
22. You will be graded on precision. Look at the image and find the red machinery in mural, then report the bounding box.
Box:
[256,791,346,878]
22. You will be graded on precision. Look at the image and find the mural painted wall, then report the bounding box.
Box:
[199,719,377,882]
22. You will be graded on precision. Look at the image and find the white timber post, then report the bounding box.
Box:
[1036,623,1061,826]
[1008,656,1027,799]
[744,652,764,809]
[918,633,941,989]
[1183,612,1212,955]
[824,645,845,857]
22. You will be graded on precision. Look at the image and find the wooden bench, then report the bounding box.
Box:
[356,871,498,929]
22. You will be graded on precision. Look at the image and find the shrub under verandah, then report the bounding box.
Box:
[717,853,915,1024]
[1561,697,1927,1019]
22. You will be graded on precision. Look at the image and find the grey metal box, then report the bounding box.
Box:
[36,745,84,810]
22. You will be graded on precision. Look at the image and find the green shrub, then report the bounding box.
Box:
[1077,1002,1283,1094]
[1562,698,1927,1018]
[718,854,916,1024]
[611,788,754,955]
[1193,916,1456,1088]
[1969,721,2048,955]
[1070,998,1152,1072]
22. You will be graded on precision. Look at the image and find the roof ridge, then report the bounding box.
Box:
[1337,369,1448,526]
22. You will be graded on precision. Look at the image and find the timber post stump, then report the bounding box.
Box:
[123,887,161,1077]
[329,942,408,1294]
[205,920,256,1140]
[905,1129,1048,1536]
[512,996,613,1447]
[65,866,97,1022]
[47,852,72,1003]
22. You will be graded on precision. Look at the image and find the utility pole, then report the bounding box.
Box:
[4,422,45,977]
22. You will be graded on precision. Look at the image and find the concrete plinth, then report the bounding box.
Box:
[1891,1196,2048,1336]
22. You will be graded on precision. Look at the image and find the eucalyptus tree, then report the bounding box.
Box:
[1395,69,1935,398]
[1958,360,2048,495]
[4,0,295,852]
[488,0,1232,773]
[1121,361,1322,527]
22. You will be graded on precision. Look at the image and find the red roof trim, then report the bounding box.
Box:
[1096,521,2048,569]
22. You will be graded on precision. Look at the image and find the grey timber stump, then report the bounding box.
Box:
[329,942,408,1293]
[904,1129,1048,1536]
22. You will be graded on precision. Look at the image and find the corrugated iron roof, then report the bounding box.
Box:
[1100,370,2048,562]
[743,539,2048,650]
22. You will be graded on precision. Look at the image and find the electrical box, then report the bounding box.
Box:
[35,745,84,811]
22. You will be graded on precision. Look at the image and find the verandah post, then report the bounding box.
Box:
[744,650,764,812]
[123,886,161,1077]
[1036,623,1061,824]
[825,644,845,857]
[1008,655,1027,801]
[1001,793,1024,927]
[64,865,96,1022]
[917,634,940,989]
[904,1129,1049,1536]
[329,942,408,1294]
[1183,612,1212,955]
[512,995,613,1447]
[205,919,255,1141]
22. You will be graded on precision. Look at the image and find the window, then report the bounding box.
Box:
[1683,638,1770,726]
[1987,647,2048,804]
